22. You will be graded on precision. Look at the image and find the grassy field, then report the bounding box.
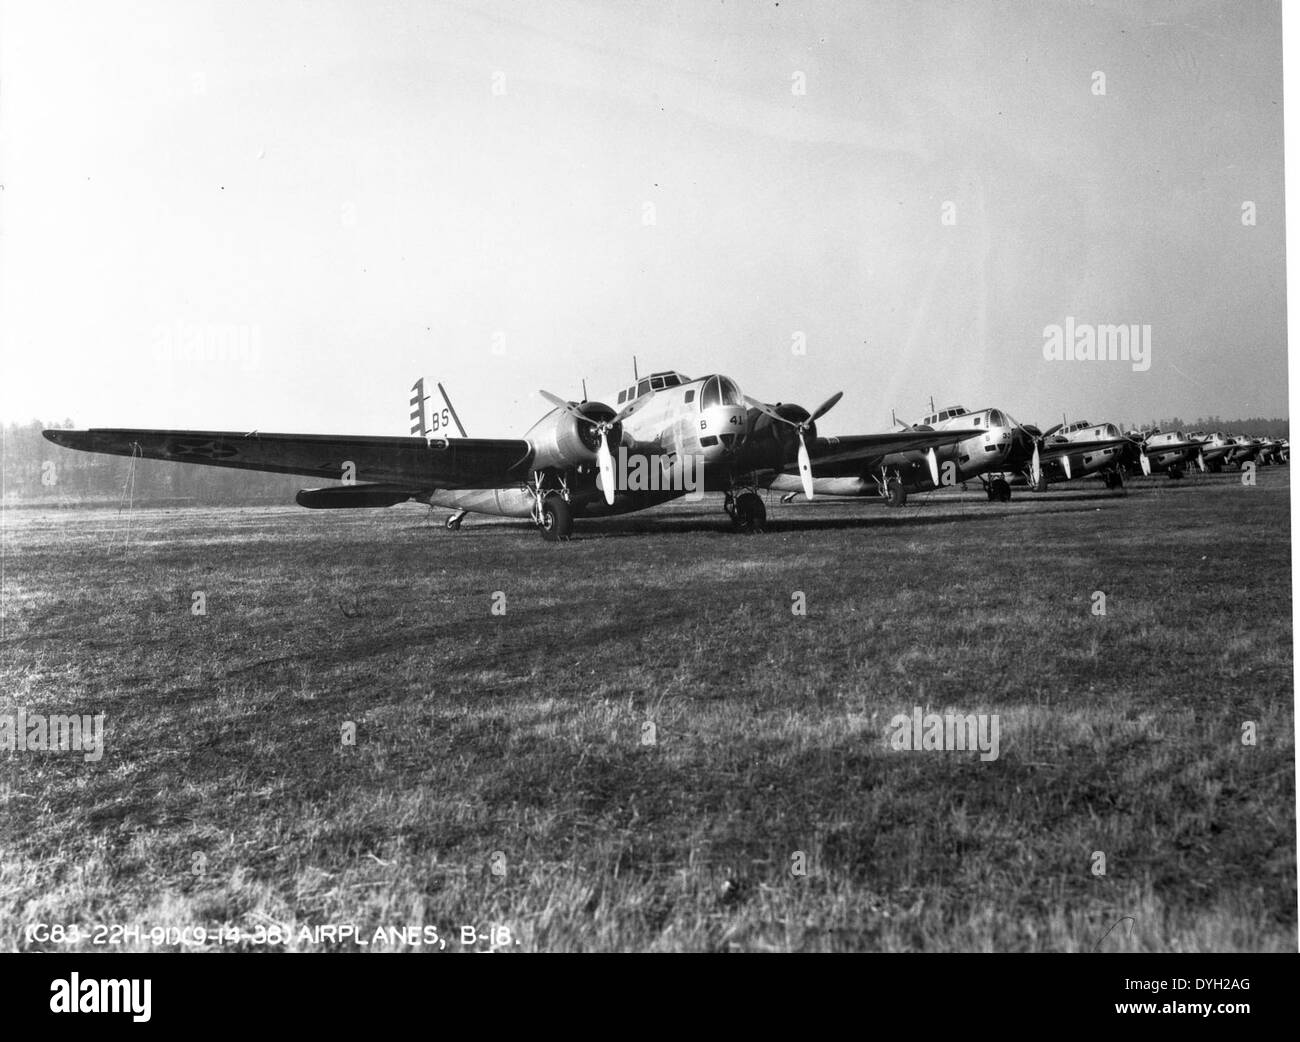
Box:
[1,468,1294,951]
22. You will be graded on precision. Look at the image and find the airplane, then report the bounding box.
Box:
[1125,429,1207,479]
[1189,431,1238,473]
[1223,435,1263,469]
[768,403,1033,506]
[1016,419,1137,490]
[1256,436,1286,465]
[41,369,980,541]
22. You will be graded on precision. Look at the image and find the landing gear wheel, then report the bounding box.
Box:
[989,478,1012,503]
[539,495,573,541]
[731,492,766,533]
[723,492,736,519]
[1103,470,1124,490]
[1168,468,1184,480]
[1032,474,1049,493]
[445,514,463,531]
[885,477,907,508]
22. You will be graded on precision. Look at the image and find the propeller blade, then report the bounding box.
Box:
[1140,453,1152,476]
[1061,453,1072,481]
[926,447,940,488]
[808,391,843,424]
[1022,423,1043,440]
[597,435,616,506]
[798,433,814,500]
[743,395,790,424]
[1031,444,1042,486]
[539,389,591,422]
[1196,450,1206,473]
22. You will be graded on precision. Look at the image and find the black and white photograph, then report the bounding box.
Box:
[1,0,1295,985]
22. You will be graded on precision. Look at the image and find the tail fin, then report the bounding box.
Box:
[409,378,468,437]
[410,378,429,436]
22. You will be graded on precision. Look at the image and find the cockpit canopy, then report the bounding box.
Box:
[920,405,968,425]
[616,370,690,405]
[700,374,743,409]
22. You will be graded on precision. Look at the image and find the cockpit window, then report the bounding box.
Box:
[637,379,651,397]
[988,410,1006,427]
[650,376,665,390]
[701,375,742,409]
[617,390,627,405]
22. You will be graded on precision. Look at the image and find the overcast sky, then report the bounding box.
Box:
[0,0,1286,437]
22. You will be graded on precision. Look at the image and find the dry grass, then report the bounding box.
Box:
[0,468,1293,950]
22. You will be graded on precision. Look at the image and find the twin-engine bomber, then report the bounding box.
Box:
[43,370,979,540]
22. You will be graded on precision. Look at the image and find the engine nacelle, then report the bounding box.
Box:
[525,401,621,470]
[740,403,812,472]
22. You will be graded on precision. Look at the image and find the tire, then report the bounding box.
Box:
[1168,468,1183,480]
[991,478,1012,502]
[539,495,573,541]
[445,515,462,531]
[885,477,907,507]
[732,492,766,533]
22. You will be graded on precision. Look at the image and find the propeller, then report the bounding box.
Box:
[539,388,655,505]
[1025,422,1065,489]
[743,391,843,500]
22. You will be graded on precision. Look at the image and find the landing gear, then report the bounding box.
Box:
[1032,473,1049,493]
[730,491,766,533]
[884,477,907,508]
[526,470,574,541]
[987,477,1012,503]
[1103,469,1125,490]
[445,510,467,531]
[1168,467,1184,480]
[538,494,572,542]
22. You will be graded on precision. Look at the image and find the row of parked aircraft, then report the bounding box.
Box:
[42,368,1288,540]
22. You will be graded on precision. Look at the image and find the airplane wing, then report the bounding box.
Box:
[1039,436,1133,459]
[42,428,533,489]
[788,428,981,476]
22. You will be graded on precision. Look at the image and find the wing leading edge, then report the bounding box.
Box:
[42,428,533,490]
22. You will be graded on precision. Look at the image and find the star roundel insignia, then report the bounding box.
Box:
[169,440,238,460]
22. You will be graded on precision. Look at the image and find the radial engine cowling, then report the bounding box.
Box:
[526,401,622,470]
[742,402,813,471]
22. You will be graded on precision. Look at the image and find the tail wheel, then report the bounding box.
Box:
[731,492,766,533]
[885,477,907,508]
[445,515,463,531]
[539,495,573,541]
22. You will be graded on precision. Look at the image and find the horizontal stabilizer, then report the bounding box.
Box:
[296,484,416,509]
